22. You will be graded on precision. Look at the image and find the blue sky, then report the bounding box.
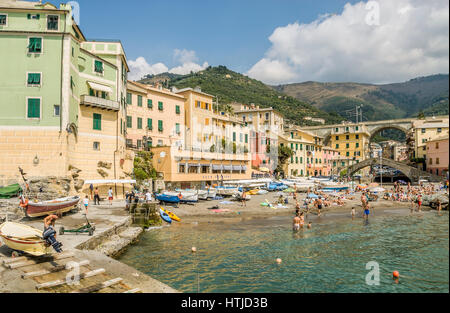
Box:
[56,0,449,84]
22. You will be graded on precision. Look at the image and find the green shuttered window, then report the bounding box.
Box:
[158,120,163,132]
[147,118,152,130]
[158,101,163,111]
[27,98,40,118]
[28,38,42,53]
[0,15,7,25]
[147,99,152,109]
[126,116,132,128]
[176,123,180,134]
[138,95,142,107]
[27,73,41,86]
[93,113,102,130]
[137,117,142,129]
[94,60,103,74]
[126,93,132,104]
[175,105,180,114]
[47,15,58,30]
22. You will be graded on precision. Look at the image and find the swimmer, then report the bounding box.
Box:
[316,197,323,217]
[307,222,312,229]
[293,214,301,231]
[363,203,370,219]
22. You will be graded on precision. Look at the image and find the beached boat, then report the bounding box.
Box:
[206,188,217,199]
[165,191,198,203]
[22,196,80,218]
[196,190,208,200]
[156,194,180,204]
[160,207,181,222]
[159,208,172,224]
[268,182,288,191]
[0,222,52,256]
[215,186,239,196]
[0,183,22,199]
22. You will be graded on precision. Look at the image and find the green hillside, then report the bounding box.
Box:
[274,74,449,121]
[138,66,343,126]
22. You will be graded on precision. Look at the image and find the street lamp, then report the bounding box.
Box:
[379,147,383,188]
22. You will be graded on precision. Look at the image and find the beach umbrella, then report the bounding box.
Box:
[307,193,319,199]
[357,184,367,189]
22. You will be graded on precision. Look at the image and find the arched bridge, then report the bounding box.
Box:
[346,158,444,183]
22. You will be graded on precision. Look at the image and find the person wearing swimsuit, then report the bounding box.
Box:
[299,212,305,228]
[293,214,301,231]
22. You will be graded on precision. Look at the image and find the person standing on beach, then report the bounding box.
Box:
[94,187,100,205]
[89,183,94,200]
[83,195,89,214]
[145,190,153,203]
[108,187,113,205]
[241,190,247,207]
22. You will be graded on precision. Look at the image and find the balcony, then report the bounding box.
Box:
[80,95,119,111]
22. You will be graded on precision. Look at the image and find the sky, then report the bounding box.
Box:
[56,0,449,84]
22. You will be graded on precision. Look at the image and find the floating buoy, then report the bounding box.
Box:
[393,271,399,279]
[276,258,282,264]
[191,247,197,252]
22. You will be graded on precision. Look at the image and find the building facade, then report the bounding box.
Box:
[0,1,132,195]
[426,135,449,177]
[410,117,449,160]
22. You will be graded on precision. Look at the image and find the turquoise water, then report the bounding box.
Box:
[118,211,449,293]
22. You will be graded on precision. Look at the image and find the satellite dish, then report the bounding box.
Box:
[160,151,166,158]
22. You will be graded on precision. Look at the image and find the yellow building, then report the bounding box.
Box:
[329,123,371,175]
[411,117,449,159]
[149,87,251,188]
[125,81,185,149]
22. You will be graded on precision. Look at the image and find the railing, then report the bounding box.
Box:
[80,95,120,111]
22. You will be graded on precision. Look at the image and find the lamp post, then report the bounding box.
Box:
[379,147,383,189]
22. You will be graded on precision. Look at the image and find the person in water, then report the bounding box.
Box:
[293,213,301,231]
[363,202,370,219]
[351,207,356,219]
[307,222,312,229]
[316,197,323,217]
[299,212,305,228]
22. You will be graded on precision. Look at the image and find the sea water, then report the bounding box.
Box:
[118,211,449,293]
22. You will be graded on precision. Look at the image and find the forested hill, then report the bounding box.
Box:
[274,74,449,121]
[137,66,343,126]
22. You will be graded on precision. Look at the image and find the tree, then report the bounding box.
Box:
[274,145,294,178]
[133,151,157,183]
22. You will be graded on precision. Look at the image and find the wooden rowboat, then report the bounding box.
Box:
[23,196,80,218]
[0,222,52,256]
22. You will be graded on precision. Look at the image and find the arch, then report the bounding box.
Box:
[369,124,409,141]
[345,158,444,183]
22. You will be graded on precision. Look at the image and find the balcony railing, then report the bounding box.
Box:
[80,95,120,111]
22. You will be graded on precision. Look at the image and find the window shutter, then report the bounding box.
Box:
[94,60,103,73]
[27,98,40,118]
[176,105,180,114]
[147,118,152,130]
[158,101,163,111]
[147,99,152,108]
[126,93,132,104]
[93,113,101,130]
[158,120,163,131]
[138,95,142,106]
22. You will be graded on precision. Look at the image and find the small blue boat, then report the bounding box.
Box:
[268,182,288,191]
[156,194,180,204]
[322,186,349,192]
[159,208,172,224]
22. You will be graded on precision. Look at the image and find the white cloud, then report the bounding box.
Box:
[247,0,449,84]
[128,49,209,80]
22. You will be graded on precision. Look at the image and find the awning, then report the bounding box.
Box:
[84,179,136,185]
[87,81,113,93]
[232,165,242,171]
[223,165,233,171]
[200,164,211,167]
[212,165,223,170]
[188,163,200,167]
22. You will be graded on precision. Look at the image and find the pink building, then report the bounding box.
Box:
[426,135,449,177]
[323,146,340,176]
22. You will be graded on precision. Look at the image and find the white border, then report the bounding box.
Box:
[27,36,43,54]
[0,13,8,27]
[26,71,42,87]
[25,96,42,120]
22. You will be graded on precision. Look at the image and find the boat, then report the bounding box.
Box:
[156,194,181,204]
[215,186,239,196]
[160,207,181,222]
[159,208,172,224]
[206,188,217,199]
[165,191,198,203]
[268,182,288,191]
[0,222,52,256]
[22,196,80,218]
[0,183,22,199]
[195,190,208,200]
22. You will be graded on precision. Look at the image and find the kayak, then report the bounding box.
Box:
[0,184,22,199]
[159,208,172,224]
[160,207,181,222]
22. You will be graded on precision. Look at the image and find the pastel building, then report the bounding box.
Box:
[426,134,449,177]
[410,117,449,160]
[232,104,284,172]
[125,81,185,150]
[149,87,251,189]
[0,1,132,195]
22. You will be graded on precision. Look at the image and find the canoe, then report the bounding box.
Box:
[0,222,52,256]
[24,196,80,218]
[156,194,180,204]
[0,184,22,199]
[159,208,172,224]
[160,207,181,222]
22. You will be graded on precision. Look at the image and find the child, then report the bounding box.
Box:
[351,207,356,219]
[108,187,113,205]
[83,195,89,213]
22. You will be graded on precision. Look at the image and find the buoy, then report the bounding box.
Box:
[276,258,282,264]
[393,271,399,279]
[191,247,197,252]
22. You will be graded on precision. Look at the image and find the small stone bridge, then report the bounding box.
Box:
[347,158,444,183]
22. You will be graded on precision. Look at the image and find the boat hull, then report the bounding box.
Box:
[206,189,217,199]
[0,222,52,256]
[156,194,180,204]
[25,196,80,218]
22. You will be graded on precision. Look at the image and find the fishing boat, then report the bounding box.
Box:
[159,208,172,224]
[0,222,52,256]
[160,207,181,222]
[215,186,239,196]
[21,196,80,218]
[206,188,217,199]
[156,194,181,204]
[0,183,22,199]
[164,191,198,203]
